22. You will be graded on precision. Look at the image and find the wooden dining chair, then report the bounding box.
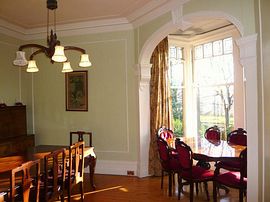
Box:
[175,139,214,201]
[10,159,40,202]
[213,148,247,202]
[40,148,66,202]
[66,141,85,202]
[70,131,96,190]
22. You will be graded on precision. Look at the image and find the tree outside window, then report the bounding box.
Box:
[194,37,234,138]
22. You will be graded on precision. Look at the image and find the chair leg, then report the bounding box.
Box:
[60,194,65,202]
[239,189,243,202]
[213,181,217,202]
[203,181,210,201]
[195,182,199,195]
[89,156,97,190]
[172,172,175,186]
[168,172,172,196]
[177,174,182,200]
[68,184,72,202]
[190,182,194,202]
[80,182,84,201]
[161,170,164,189]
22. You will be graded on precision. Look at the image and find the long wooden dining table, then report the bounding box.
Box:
[0,145,96,189]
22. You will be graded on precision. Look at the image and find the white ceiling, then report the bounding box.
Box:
[0,0,170,29]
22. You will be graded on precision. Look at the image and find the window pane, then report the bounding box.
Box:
[194,37,234,138]
[170,62,184,87]
[223,38,233,54]
[203,43,212,57]
[195,45,203,59]
[170,47,177,58]
[177,47,183,60]
[213,40,223,56]
[171,88,184,136]
[194,54,234,86]
[198,85,234,136]
[169,46,184,137]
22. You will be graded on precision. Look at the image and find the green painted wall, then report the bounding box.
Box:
[0,34,22,105]
[28,30,139,161]
[0,30,138,162]
[184,0,255,35]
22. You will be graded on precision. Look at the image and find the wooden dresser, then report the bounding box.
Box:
[0,105,34,156]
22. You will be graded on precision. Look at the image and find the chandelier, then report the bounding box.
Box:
[13,0,92,73]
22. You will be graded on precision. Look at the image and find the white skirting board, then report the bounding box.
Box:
[88,160,138,176]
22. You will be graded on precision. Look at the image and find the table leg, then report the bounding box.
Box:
[89,155,97,190]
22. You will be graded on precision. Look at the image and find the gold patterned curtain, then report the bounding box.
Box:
[149,37,173,176]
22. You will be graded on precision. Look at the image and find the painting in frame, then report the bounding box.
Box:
[65,71,88,111]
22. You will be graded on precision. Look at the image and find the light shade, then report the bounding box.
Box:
[13,51,28,66]
[52,46,67,62]
[79,54,92,67]
[26,60,39,72]
[62,62,73,73]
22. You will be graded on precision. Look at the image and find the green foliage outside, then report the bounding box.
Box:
[171,88,183,137]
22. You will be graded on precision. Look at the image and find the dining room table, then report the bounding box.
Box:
[179,137,246,168]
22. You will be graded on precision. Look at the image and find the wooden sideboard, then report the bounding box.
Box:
[0,105,34,156]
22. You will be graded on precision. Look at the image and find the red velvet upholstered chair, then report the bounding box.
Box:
[158,126,174,140]
[157,126,175,147]
[175,139,214,201]
[204,125,221,145]
[156,136,179,196]
[217,128,247,172]
[213,148,247,202]
[157,126,177,155]
[227,128,247,146]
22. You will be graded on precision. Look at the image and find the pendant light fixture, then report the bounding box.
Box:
[13,0,92,73]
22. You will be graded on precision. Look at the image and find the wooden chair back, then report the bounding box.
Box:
[67,141,85,201]
[42,148,66,202]
[10,159,40,202]
[70,131,92,147]
[70,131,96,191]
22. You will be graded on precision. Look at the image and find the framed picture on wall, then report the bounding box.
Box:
[65,71,88,111]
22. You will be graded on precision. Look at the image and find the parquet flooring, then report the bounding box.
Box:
[69,174,243,202]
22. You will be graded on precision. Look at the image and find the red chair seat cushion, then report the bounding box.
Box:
[215,171,247,188]
[182,166,214,180]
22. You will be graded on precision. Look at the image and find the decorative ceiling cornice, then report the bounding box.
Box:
[0,0,190,40]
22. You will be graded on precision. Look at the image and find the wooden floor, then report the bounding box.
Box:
[68,174,244,202]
